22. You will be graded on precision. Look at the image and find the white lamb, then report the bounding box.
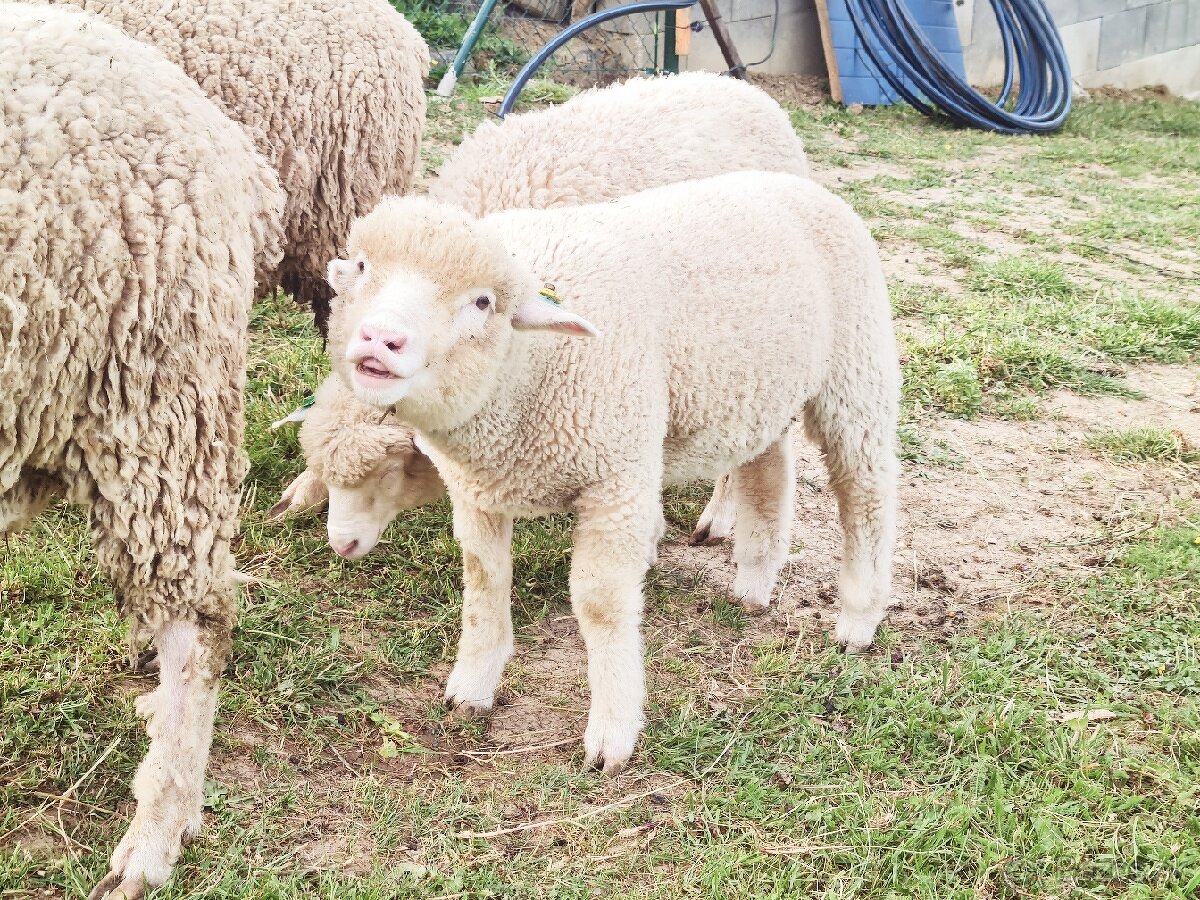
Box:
[324,171,900,773]
[273,71,810,549]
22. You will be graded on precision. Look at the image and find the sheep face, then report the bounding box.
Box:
[326,197,598,430]
[296,393,447,557]
[324,445,447,559]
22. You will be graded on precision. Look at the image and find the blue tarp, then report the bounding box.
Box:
[825,0,967,106]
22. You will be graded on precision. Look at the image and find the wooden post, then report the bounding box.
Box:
[813,0,843,103]
[676,4,692,57]
[696,0,746,79]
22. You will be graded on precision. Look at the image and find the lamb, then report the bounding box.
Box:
[273,72,811,547]
[1,5,285,896]
[36,0,430,333]
[323,170,900,773]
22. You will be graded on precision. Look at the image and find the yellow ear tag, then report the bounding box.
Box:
[538,283,561,305]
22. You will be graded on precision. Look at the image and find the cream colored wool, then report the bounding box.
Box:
[326,171,900,773]
[0,5,284,895]
[428,71,809,214]
[276,73,809,548]
[35,0,429,331]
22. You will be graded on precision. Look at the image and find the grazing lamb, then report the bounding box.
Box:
[35,0,430,333]
[273,72,810,545]
[1,5,285,896]
[324,171,900,772]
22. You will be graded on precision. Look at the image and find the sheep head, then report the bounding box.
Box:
[325,197,598,432]
[289,375,446,559]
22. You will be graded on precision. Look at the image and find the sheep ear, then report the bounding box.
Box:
[512,296,600,338]
[327,258,358,294]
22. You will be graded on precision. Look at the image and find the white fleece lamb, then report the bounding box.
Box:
[1,5,284,896]
[275,72,810,550]
[325,171,900,774]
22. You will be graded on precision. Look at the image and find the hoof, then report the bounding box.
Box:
[688,524,726,547]
[88,872,145,900]
[834,610,885,652]
[446,695,494,719]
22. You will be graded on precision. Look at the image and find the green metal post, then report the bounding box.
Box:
[663,9,679,74]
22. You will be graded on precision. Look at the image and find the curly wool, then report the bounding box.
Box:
[0,2,285,638]
[37,0,430,331]
[298,73,809,498]
[428,71,809,215]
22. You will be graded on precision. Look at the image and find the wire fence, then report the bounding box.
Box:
[392,0,683,87]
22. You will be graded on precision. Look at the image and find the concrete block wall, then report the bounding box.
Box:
[957,0,1200,98]
[680,0,826,75]
[678,0,1200,97]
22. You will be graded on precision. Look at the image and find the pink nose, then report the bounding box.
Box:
[335,540,359,558]
[359,325,407,354]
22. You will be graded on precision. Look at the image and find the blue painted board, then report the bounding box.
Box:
[825,0,966,106]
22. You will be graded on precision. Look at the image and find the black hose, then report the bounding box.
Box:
[844,0,1072,134]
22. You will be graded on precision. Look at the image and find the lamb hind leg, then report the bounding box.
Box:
[690,473,736,545]
[570,500,655,775]
[90,616,228,900]
[731,432,795,614]
[804,391,898,652]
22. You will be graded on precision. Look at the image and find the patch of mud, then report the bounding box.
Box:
[749,73,830,109]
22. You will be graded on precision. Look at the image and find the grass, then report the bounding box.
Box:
[1087,427,1199,464]
[3,88,1200,899]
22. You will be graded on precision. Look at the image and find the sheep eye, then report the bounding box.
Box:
[356,260,365,273]
[474,296,491,310]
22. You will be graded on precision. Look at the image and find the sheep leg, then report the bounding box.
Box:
[268,467,329,519]
[570,502,654,775]
[804,393,898,652]
[90,618,227,900]
[689,473,736,545]
[445,506,514,718]
[731,432,795,614]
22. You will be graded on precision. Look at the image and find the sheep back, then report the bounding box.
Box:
[40,0,430,329]
[0,2,285,628]
[427,72,809,217]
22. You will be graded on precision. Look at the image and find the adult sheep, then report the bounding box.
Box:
[1,5,285,896]
[37,0,430,333]
[324,171,900,773]
[272,72,809,547]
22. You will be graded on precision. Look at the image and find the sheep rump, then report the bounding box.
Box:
[37,0,430,332]
[327,171,900,773]
[1,4,284,895]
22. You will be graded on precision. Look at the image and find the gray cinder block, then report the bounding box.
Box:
[1097,5,1149,68]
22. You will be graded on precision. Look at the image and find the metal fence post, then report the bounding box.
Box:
[664,9,678,74]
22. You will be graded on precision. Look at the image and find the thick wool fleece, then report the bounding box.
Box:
[294,73,808,501]
[0,3,285,641]
[427,71,809,215]
[332,174,896,507]
[329,173,900,768]
[36,0,429,331]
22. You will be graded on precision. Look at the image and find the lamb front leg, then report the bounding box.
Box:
[570,501,654,775]
[89,617,228,900]
[444,505,514,718]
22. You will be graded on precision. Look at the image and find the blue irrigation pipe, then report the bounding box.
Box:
[844,0,1071,134]
[437,0,504,97]
[498,0,698,117]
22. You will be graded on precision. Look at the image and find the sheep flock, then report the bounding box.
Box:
[1,2,901,895]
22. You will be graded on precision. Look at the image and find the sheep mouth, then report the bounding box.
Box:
[356,357,403,381]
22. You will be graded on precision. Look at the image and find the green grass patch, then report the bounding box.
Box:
[1088,426,1199,464]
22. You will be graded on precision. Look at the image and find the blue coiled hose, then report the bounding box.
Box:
[844,0,1072,134]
